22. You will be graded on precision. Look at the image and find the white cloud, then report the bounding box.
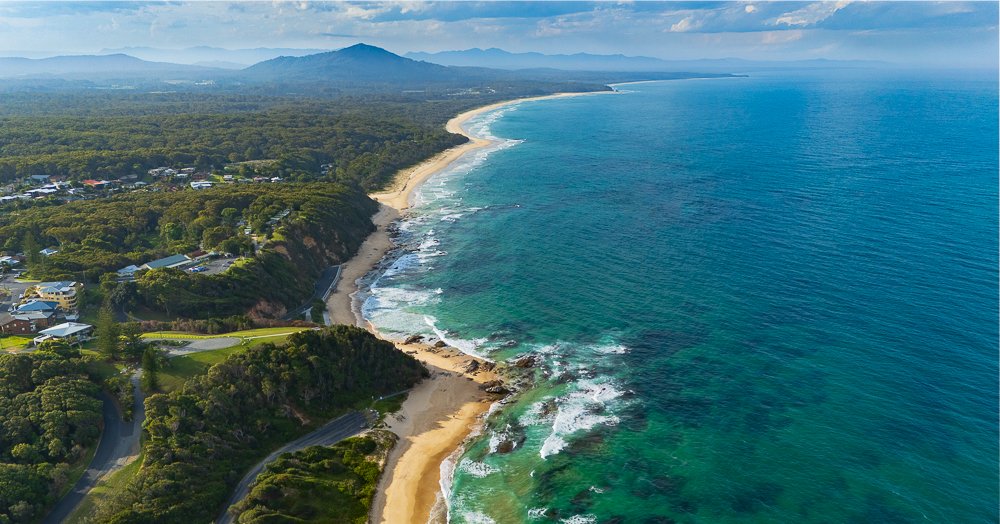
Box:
[745,4,757,14]
[669,16,702,33]
[775,1,851,27]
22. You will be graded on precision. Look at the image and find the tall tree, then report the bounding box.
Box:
[21,230,42,273]
[121,322,147,360]
[141,346,160,392]
[95,302,120,360]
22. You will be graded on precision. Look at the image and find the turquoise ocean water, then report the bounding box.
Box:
[363,71,999,523]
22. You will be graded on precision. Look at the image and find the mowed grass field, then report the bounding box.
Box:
[155,328,308,392]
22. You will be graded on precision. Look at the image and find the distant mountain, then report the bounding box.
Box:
[99,46,332,67]
[406,48,888,72]
[0,53,219,79]
[240,43,471,84]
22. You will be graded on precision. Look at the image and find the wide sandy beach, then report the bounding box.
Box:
[325,89,609,524]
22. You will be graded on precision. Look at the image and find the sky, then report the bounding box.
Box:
[0,1,996,68]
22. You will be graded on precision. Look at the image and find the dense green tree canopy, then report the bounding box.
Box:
[95,325,426,523]
[0,351,104,523]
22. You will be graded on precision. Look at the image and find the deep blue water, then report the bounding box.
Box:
[364,71,998,523]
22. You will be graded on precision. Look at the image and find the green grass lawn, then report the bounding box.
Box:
[142,326,310,340]
[0,335,33,350]
[156,333,295,393]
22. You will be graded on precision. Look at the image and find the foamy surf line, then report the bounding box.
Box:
[358,91,620,524]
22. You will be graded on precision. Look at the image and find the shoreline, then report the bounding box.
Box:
[326,89,610,524]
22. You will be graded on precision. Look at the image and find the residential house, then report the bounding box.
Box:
[82,180,114,190]
[190,181,213,190]
[39,247,59,257]
[1,311,57,334]
[117,264,141,280]
[33,322,93,346]
[25,281,82,311]
[12,300,60,314]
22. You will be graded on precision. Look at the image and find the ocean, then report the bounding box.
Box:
[363,71,999,523]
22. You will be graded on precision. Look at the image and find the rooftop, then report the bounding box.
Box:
[38,322,92,338]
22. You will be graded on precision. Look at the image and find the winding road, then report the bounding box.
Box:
[43,372,145,524]
[44,338,237,523]
[45,333,328,522]
[216,411,370,524]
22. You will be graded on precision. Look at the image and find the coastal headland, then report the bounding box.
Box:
[325,90,610,524]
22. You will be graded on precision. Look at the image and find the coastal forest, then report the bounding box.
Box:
[0,94,470,190]
[91,326,426,523]
[0,344,105,523]
[1,182,377,318]
[231,434,393,523]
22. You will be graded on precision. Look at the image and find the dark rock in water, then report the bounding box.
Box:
[484,385,511,395]
[495,440,516,453]
[480,361,496,372]
[512,354,538,368]
[500,339,518,348]
[403,334,424,344]
[493,426,526,454]
[464,360,480,373]
[434,340,447,348]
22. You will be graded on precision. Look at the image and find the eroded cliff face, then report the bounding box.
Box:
[134,183,378,319]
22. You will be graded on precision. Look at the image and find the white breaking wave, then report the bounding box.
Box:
[561,515,598,524]
[425,316,489,358]
[538,377,626,459]
[460,511,497,524]
[458,458,499,478]
[527,508,549,519]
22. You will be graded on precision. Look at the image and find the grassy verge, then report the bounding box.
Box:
[156,333,299,392]
[0,335,33,350]
[159,346,245,392]
[142,326,310,340]
[370,393,408,424]
[66,451,144,524]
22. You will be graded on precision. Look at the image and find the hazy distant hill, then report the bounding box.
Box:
[99,45,332,67]
[241,43,470,83]
[407,48,888,72]
[0,44,740,93]
[0,53,219,79]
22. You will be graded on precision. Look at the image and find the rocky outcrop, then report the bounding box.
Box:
[512,354,538,368]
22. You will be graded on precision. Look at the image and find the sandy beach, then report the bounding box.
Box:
[325,89,610,524]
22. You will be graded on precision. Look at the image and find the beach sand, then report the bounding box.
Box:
[325,89,610,524]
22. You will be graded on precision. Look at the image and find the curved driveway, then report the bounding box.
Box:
[43,372,145,524]
[216,411,369,524]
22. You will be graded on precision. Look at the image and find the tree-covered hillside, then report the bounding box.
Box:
[0,182,378,318]
[93,326,426,523]
[0,95,467,190]
[0,346,105,523]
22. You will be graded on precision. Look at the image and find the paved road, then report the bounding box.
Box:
[44,372,145,524]
[216,411,369,524]
[283,265,341,321]
[151,337,242,356]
